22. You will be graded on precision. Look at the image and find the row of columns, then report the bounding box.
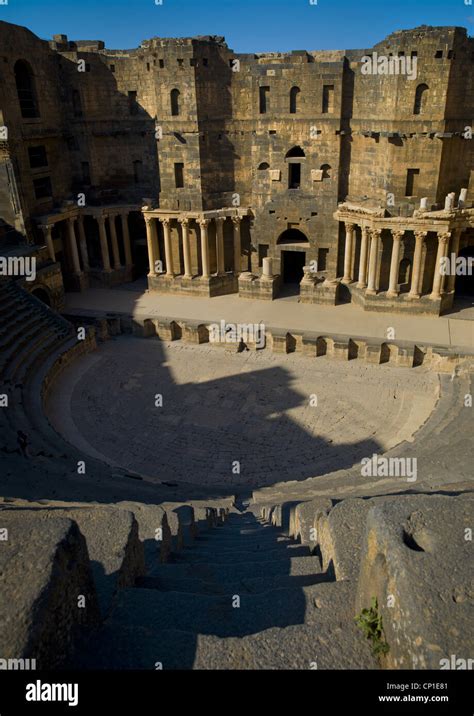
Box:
[145,215,243,279]
[342,223,461,301]
[42,213,133,275]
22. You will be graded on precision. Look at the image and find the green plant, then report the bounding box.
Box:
[355,597,390,657]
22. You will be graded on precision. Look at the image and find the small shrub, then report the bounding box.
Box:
[355,597,390,657]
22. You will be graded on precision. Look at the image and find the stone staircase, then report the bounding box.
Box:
[0,280,74,455]
[70,506,376,670]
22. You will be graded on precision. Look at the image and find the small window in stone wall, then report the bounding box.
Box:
[128,91,139,115]
[159,59,165,68]
[290,86,300,114]
[28,145,48,169]
[258,162,270,170]
[15,60,40,119]
[413,83,429,115]
[133,160,143,184]
[174,162,184,188]
[259,86,270,114]
[110,64,116,73]
[405,168,420,196]
[170,88,181,116]
[203,58,208,67]
[72,89,83,117]
[322,85,334,114]
[435,50,443,58]
[320,164,331,179]
[177,59,184,67]
[33,176,52,200]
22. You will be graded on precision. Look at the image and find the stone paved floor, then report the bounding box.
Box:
[47,337,439,488]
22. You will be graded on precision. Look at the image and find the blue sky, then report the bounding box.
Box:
[0,0,471,52]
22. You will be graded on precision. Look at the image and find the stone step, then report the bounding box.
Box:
[188,535,297,552]
[72,580,372,669]
[136,569,331,595]
[106,579,354,638]
[149,555,323,583]
[175,545,311,563]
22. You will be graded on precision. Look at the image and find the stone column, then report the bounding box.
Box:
[232,216,242,274]
[357,226,370,288]
[446,229,462,294]
[42,224,55,262]
[387,230,404,297]
[342,223,356,283]
[67,218,82,275]
[145,216,158,277]
[430,232,450,300]
[409,231,427,298]
[198,219,210,279]
[161,219,174,277]
[121,212,133,268]
[179,217,192,278]
[216,217,226,275]
[77,215,89,271]
[97,215,111,272]
[408,231,427,298]
[108,215,122,270]
[262,256,273,278]
[366,229,381,295]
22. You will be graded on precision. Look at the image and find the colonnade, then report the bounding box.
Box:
[144,214,243,279]
[341,222,462,300]
[41,211,133,276]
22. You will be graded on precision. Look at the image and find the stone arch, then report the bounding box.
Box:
[170,88,181,116]
[413,83,429,115]
[257,162,270,170]
[289,86,300,114]
[14,59,40,118]
[30,285,51,307]
[277,228,309,244]
[285,146,305,159]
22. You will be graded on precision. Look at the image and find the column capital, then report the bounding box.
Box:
[438,231,451,244]
[39,223,52,233]
[160,218,171,228]
[178,216,189,227]
[370,228,382,239]
[231,215,242,226]
[97,214,107,225]
[144,215,154,227]
[345,222,357,233]
[391,230,405,242]
[198,218,209,229]
[215,216,226,225]
[414,230,428,242]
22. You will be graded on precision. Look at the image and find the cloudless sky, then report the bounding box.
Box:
[0,0,471,53]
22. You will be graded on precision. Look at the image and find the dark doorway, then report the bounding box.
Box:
[31,287,51,306]
[282,250,305,284]
[455,246,474,297]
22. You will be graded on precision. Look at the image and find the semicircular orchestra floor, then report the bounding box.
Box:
[46,336,440,488]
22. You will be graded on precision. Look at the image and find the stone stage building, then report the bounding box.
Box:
[0,21,473,314]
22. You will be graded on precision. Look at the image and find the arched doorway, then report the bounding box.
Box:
[455,246,474,297]
[277,228,309,286]
[31,287,51,306]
